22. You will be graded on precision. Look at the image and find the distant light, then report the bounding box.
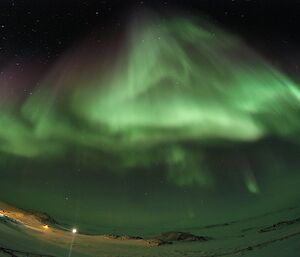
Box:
[43,224,49,230]
[0,213,4,218]
[72,228,77,234]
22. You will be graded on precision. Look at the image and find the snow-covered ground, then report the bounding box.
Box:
[0,202,300,257]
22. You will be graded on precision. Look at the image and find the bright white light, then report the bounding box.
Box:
[72,228,77,234]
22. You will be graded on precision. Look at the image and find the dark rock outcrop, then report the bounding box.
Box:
[155,231,211,242]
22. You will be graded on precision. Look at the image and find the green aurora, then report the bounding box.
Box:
[1,16,300,234]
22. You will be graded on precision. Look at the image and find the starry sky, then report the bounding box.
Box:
[1,0,300,235]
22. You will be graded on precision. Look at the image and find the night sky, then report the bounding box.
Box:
[1,0,300,235]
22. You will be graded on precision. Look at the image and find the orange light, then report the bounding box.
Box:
[43,224,49,230]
